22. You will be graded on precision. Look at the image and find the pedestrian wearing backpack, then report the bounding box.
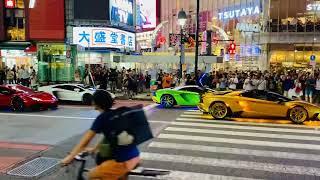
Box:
[61,90,141,180]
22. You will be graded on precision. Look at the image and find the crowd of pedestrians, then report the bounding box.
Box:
[0,65,37,89]
[198,69,320,104]
[83,66,152,99]
[87,66,320,104]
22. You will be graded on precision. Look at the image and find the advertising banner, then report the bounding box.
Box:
[136,0,156,29]
[28,0,65,40]
[73,27,135,50]
[110,0,134,26]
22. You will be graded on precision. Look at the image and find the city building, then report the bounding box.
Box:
[159,0,320,71]
[0,0,65,76]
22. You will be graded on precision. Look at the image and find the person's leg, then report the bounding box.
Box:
[309,91,313,104]
[88,160,128,180]
[305,90,309,102]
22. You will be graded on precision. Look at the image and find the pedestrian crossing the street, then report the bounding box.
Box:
[140,110,320,180]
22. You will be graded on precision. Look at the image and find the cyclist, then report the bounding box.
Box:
[61,90,140,180]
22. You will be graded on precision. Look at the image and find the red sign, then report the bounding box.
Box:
[5,0,15,8]
[28,0,65,41]
[228,42,236,55]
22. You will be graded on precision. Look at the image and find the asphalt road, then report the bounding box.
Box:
[2,102,320,179]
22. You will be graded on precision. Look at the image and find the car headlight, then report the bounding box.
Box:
[31,97,41,101]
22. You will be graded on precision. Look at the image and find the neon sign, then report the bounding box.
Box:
[218,5,260,20]
[5,0,15,8]
[307,3,320,11]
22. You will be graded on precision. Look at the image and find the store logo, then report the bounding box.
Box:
[218,5,260,20]
[5,0,15,8]
[236,23,260,33]
[307,3,320,11]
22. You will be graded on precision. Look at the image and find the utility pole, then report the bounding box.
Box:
[194,0,200,78]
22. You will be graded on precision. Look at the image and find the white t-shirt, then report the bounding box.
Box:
[257,80,267,90]
[229,77,238,90]
[243,78,255,91]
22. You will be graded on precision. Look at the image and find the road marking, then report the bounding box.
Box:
[183,111,203,115]
[149,142,320,162]
[0,105,158,120]
[165,127,320,141]
[141,152,320,176]
[158,133,320,150]
[143,104,158,111]
[185,109,200,112]
[176,117,309,129]
[172,121,320,134]
[156,170,262,180]
[0,113,94,120]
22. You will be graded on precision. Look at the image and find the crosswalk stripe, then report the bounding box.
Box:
[185,109,200,112]
[176,117,309,129]
[158,133,320,150]
[183,111,203,115]
[165,127,320,141]
[141,152,320,176]
[172,121,320,134]
[180,114,213,119]
[149,142,320,162]
[158,171,263,180]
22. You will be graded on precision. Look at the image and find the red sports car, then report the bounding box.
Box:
[0,85,58,111]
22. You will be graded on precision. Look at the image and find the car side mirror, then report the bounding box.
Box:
[74,88,80,92]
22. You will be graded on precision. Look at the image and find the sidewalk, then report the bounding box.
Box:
[0,142,50,174]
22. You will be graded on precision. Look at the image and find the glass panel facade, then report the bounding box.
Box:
[160,0,320,70]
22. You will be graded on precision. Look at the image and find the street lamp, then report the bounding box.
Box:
[178,9,187,79]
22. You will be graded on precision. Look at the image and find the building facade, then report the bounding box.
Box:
[159,0,320,71]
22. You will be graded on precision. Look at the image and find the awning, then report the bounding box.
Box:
[24,44,37,53]
[0,41,32,50]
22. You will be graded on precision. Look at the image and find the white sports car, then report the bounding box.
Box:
[38,84,116,105]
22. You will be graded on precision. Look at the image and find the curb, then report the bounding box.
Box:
[115,96,152,102]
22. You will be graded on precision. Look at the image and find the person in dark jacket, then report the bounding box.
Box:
[283,75,294,97]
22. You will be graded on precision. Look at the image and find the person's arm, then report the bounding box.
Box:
[61,130,96,165]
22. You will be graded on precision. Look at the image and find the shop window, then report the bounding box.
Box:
[4,1,26,41]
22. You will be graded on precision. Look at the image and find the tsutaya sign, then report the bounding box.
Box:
[218,5,260,20]
[307,3,320,11]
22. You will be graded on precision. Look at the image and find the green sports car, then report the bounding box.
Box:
[152,85,213,108]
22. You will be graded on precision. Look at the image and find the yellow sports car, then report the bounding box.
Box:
[198,90,320,124]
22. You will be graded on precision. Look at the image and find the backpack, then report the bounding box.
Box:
[107,105,154,147]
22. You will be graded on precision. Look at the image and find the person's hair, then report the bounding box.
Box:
[92,90,113,111]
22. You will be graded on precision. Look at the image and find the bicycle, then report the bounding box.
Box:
[74,151,170,180]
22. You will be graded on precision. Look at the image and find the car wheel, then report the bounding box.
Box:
[160,95,175,108]
[11,97,25,112]
[210,102,229,119]
[288,106,308,124]
[82,94,93,105]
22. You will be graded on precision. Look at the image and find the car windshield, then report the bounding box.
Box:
[77,85,92,89]
[10,85,34,93]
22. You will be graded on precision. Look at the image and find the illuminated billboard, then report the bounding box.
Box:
[73,27,135,50]
[109,0,134,26]
[136,0,157,29]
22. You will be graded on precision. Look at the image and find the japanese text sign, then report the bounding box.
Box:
[73,27,135,50]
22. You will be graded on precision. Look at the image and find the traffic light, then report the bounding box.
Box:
[228,42,236,55]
